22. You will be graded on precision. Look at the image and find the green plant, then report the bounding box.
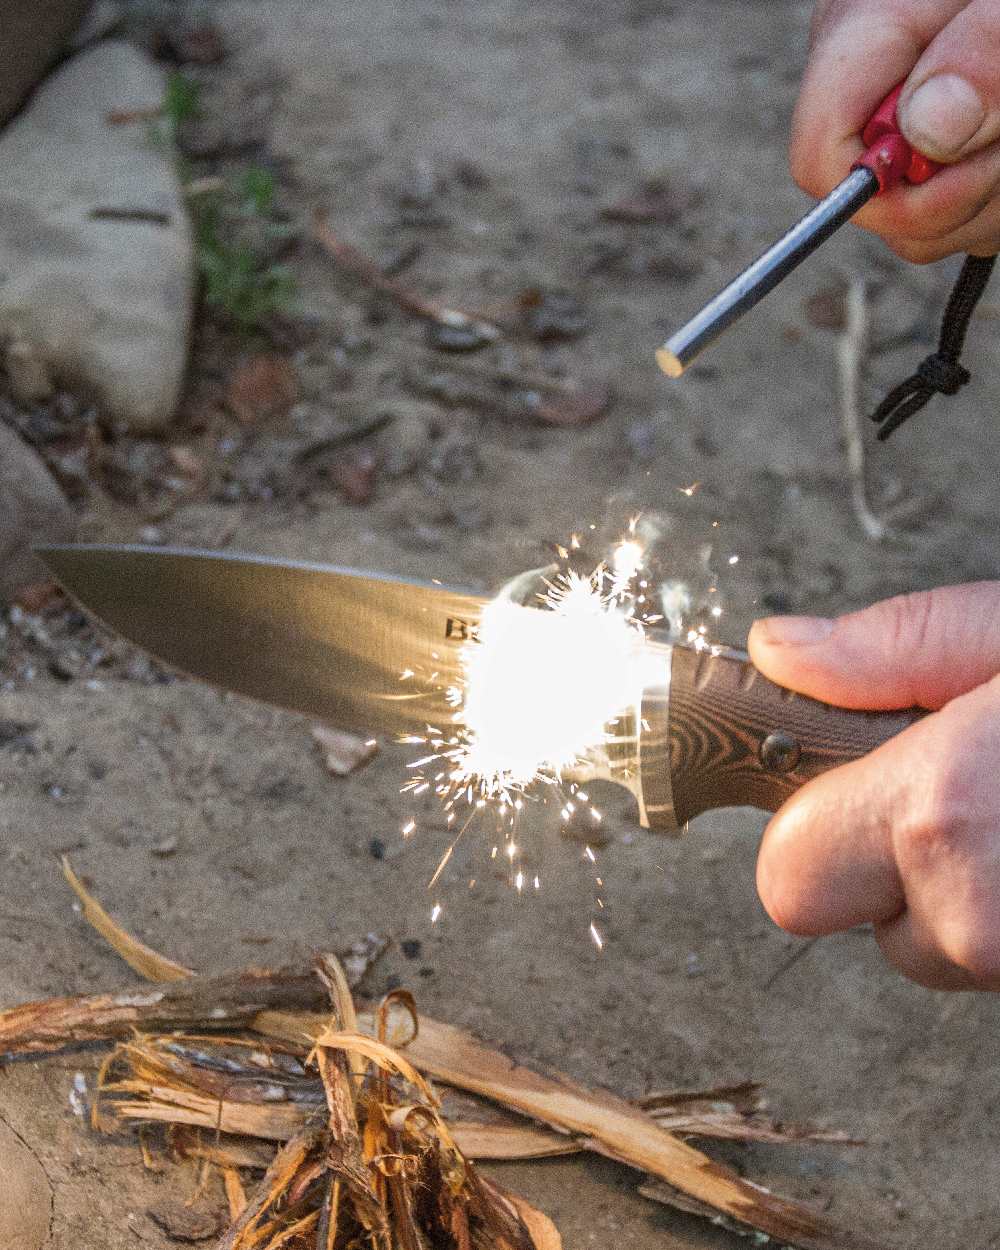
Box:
[163,72,201,131]
[150,72,296,331]
[190,169,297,331]
[239,166,277,216]
[146,71,201,151]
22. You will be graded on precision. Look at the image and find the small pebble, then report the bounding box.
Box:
[368,837,386,861]
[425,321,493,352]
[400,938,422,960]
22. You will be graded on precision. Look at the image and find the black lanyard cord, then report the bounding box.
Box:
[871,253,997,440]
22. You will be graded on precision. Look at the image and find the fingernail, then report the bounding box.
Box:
[900,74,986,160]
[754,615,834,646]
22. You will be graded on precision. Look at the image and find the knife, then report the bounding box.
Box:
[40,543,921,832]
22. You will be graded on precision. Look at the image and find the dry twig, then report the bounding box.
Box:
[839,278,887,541]
[312,213,500,343]
[0,968,327,1055]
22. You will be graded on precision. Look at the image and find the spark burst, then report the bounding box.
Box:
[398,517,736,943]
[402,556,652,827]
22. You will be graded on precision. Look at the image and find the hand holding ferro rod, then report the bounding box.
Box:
[657,84,940,377]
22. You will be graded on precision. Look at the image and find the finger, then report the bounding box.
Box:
[898,0,1000,164]
[748,582,1000,711]
[881,174,1000,260]
[874,910,979,990]
[755,725,926,936]
[791,0,967,201]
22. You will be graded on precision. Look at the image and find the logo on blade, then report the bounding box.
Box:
[445,617,479,642]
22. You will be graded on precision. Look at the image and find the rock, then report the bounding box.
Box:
[311,724,379,775]
[0,41,195,433]
[425,321,493,352]
[0,0,91,127]
[0,423,75,601]
[0,1119,52,1250]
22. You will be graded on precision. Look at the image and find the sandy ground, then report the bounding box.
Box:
[3,1,1000,1246]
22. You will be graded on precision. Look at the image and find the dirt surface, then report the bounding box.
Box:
[3,1,1000,1247]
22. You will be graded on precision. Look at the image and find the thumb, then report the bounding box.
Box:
[898,0,1000,163]
[748,583,1000,711]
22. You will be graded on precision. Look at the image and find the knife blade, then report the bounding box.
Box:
[39,544,486,738]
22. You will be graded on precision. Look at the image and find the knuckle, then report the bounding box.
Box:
[880,588,939,656]
[895,743,965,861]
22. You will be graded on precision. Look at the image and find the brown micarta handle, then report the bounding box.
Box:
[667,644,924,827]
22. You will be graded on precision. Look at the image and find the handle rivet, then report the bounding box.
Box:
[760,730,800,773]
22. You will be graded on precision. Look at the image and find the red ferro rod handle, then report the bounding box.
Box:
[853,82,941,191]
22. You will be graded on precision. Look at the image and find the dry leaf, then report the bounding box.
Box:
[506,1192,563,1250]
[226,354,298,426]
[62,857,194,982]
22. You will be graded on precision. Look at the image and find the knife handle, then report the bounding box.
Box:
[665,644,924,828]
